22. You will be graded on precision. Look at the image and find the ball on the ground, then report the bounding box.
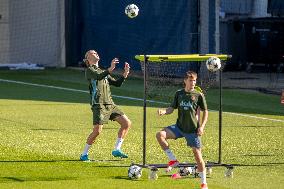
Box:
[206,56,221,72]
[178,166,193,176]
[128,165,142,179]
[125,4,139,18]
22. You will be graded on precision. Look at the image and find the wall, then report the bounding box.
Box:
[0,0,65,67]
[0,0,10,63]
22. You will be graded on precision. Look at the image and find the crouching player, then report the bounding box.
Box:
[156,71,209,189]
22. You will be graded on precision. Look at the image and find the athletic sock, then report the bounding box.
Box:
[82,144,92,155]
[198,171,207,184]
[114,138,124,150]
[164,149,177,161]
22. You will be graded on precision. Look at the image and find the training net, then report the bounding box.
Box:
[136,54,230,165]
[138,55,227,104]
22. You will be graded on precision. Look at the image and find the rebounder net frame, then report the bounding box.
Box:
[134,54,233,172]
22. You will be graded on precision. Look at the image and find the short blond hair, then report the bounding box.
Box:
[83,50,95,66]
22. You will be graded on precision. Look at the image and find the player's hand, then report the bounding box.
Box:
[157,109,166,116]
[123,62,130,78]
[108,58,119,72]
[197,126,205,136]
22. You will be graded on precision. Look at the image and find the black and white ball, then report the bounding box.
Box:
[206,57,221,72]
[125,4,139,18]
[178,166,193,176]
[128,165,142,179]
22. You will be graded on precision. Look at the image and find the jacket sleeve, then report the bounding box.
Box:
[108,75,125,87]
[86,67,110,80]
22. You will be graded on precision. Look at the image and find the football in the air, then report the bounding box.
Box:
[128,165,142,179]
[206,56,221,72]
[125,4,139,18]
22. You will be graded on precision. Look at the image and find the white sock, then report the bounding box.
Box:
[164,149,177,161]
[114,138,124,150]
[82,144,92,155]
[198,171,207,184]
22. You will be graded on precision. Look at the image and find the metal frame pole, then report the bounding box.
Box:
[142,55,148,166]
[218,69,222,164]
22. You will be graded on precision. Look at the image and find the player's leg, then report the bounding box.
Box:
[111,106,131,158]
[115,114,131,140]
[80,105,106,161]
[112,114,131,158]
[156,125,181,172]
[192,147,207,189]
[186,133,207,189]
[156,127,176,150]
[80,124,103,161]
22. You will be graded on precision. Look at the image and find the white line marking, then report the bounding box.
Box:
[0,79,167,104]
[0,78,283,123]
[221,112,284,123]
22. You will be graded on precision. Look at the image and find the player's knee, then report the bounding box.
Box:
[93,125,103,135]
[126,119,132,128]
[156,131,164,140]
[120,120,131,131]
[122,118,131,130]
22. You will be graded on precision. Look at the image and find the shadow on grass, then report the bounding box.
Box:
[242,154,276,157]
[233,162,284,166]
[113,176,142,181]
[233,125,284,128]
[0,176,77,183]
[31,127,118,131]
[0,159,124,163]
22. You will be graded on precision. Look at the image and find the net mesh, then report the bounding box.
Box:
[140,60,224,104]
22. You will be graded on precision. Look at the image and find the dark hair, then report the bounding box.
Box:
[184,71,197,80]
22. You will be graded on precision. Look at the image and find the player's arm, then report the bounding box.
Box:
[87,58,119,80]
[197,109,208,136]
[87,68,109,80]
[108,75,125,87]
[108,62,130,87]
[107,58,119,73]
[158,91,178,116]
[196,107,200,124]
[122,62,130,78]
[157,107,174,116]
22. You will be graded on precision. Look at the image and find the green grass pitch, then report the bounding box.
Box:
[0,69,283,189]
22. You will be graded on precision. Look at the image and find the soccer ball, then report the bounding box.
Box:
[128,165,142,179]
[206,56,222,72]
[125,4,139,18]
[178,166,193,176]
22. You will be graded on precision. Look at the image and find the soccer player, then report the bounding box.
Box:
[80,50,131,161]
[156,71,209,189]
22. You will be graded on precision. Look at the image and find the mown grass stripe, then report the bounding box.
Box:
[0,78,283,123]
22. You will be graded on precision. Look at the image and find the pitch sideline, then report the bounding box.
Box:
[0,78,283,123]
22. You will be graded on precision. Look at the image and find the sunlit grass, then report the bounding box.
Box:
[0,69,283,189]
